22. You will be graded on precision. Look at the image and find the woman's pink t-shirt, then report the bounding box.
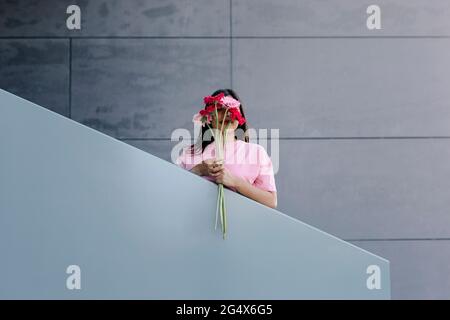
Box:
[176,139,277,193]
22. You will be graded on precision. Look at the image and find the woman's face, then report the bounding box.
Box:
[211,108,239,131]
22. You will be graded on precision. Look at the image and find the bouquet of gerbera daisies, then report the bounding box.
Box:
[192,93,246,239]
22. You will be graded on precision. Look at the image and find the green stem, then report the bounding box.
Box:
[222,186,227,239]
[214,183,220,230]
[211,104,233,239]
[206,123,216,143]
[220,121,231,239]
[221,109,229,159]
[219,184,224,234]
[223,122,231,153]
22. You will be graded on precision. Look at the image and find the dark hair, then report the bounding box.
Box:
[189,88,249,155]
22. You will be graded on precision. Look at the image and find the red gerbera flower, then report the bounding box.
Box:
[203,92,225,105]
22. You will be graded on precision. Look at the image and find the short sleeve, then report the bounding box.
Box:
[175,147,188,169]
[176,146,202,171]
[175,156,186,169]
[253,146,277,192]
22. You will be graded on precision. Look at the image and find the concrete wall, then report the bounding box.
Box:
[1,0,449,299]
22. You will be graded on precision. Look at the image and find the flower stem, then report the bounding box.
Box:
[220,120,232,239]
[206,123,216,141]
[210,104,232,239]
[214,183,220,230]
[222,185,227,239]
[219,184,224,235]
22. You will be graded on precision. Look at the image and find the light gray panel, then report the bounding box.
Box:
[71,38,230,139]
[0,89,390,299]
[0,0,229,37]
[233,0,450,36]
[351,240,450,299]
[0,39,69,116]
[275,139,450,239]
[233,38,450,137]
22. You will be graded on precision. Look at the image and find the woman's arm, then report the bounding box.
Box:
[234,176,278,209]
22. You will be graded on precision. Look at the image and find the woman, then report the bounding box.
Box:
[176,89,277,209]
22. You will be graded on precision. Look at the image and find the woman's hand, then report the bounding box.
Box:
[191,159,240,189]
[190,159,222,177]
[210,161,240,189]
